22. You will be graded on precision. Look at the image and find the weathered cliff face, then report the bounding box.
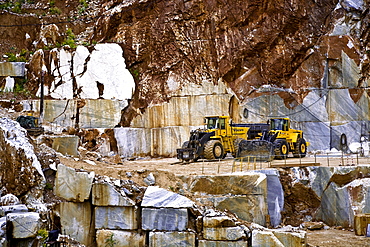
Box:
[279,165,370,228]
[0,0,369,156]
[90,0,368,123]
[0,118,45,197]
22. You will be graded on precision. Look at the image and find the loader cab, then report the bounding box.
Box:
[204,116,230,138]
[205,116,227,130]
[269,118,290,131]
[206,117,218,129]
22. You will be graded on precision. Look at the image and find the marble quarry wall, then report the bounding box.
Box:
[18,36,368,158]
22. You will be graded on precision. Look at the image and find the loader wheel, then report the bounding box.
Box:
[204,140,224,160]
[274,140,288,159]
[181,141,189,149]
[293,138,307,158]
[232,138,244,157]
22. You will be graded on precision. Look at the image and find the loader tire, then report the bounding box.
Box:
[293,138,307,158]
[274,140,288,159]
[204,140,224,160]
[182,141,190,149]
[233,138,244,157]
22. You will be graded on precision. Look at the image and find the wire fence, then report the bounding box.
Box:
[194,152,370,175]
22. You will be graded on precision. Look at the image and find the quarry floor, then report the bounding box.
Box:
[59,153,370,247]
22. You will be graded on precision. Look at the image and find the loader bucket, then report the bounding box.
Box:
[237,140,274,162]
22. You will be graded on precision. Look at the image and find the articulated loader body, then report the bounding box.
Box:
[177,116,308,162]
[268,118,308,159]
[177,116,250,161]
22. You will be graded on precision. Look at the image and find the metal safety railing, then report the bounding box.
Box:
[195,152,370,175]
[231,155,269,172]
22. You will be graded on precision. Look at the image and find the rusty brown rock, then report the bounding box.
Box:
[0,0,369,129]
[89,0,361,125]
[34,24,62,50]
[0,118,45,197]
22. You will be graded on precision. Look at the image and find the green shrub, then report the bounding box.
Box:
[0,0,24,13]
[49,6,61,15]
[12,1,22,13]
[61,28,77,48]
[0,2,13,10]
[105,233,116,247]
[5,49,29,62]
[45,183,54,190]
[78,0,88,14]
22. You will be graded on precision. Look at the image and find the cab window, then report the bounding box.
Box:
[219,118,226,129]
[270,119,288,131]
[207,118,218,129]
[271,119,283,130]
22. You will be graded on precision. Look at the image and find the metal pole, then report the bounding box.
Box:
[260,156,262,169]
[40,70,44,121]
[327,153,329,167]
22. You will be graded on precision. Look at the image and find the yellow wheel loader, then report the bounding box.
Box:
[268,117,307,159]
[237,117,308,160]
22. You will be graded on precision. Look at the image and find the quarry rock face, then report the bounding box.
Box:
[0,62,25,77]
[256,169,284,227]
[54,164,94,202]
[252,226,307,247]
[102,0,368,154]
[6,212,40,239]
[27,43,135,101]
[56,201,95,246]
[183,173,268,226]
[280,166,370,227]
[27,99,127,129]
[1,0,367,157]
[92,183,135,207]
[0,118,45,197]
[87,0,369,151]
[96,229,145,247]
[141,186,194,208]
[149,231,196,247]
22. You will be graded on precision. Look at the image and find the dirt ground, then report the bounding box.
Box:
[306,229,370,247]
[61,153,370,177]
[59,153,370,247]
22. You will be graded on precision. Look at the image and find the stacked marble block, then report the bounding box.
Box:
[54,163,253,246]
[92,182,145,246]
[0,203,39,240]
[141,187,251,246]
[141,186,197,246]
